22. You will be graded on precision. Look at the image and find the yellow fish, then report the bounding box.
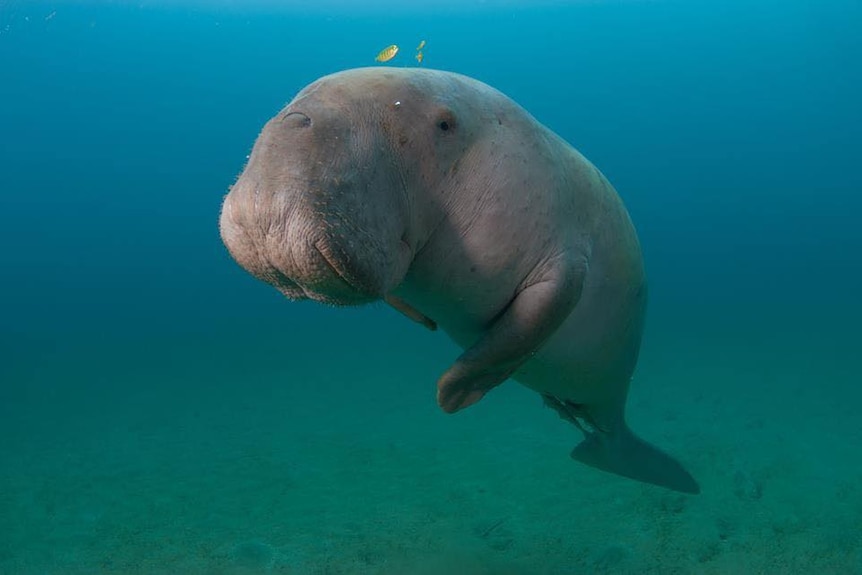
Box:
[375,44,399,63]
[416,51,424,64]
[417,40,426,51]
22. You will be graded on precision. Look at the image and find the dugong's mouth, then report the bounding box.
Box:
[308,238,379,306]
[276,270,374,307]
[270,236,379,307]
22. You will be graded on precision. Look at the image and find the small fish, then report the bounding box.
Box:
[417,40,426,50]
[416,51,424,65]
[375,44,399,63]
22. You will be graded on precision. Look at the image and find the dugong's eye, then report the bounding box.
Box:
[436,110,457,133]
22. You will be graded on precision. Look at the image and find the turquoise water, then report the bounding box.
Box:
[1,1,860,573]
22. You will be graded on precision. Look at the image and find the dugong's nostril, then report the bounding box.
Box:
[282,111,311,128]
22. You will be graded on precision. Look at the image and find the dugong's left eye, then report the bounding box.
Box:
[436,111,457,133]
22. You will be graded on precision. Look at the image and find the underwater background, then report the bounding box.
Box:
[1,0,860,573]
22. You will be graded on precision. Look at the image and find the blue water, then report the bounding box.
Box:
[1,1,860,573]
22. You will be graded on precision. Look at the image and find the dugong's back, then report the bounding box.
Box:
[497,122,697,494]
[519,139,648,406]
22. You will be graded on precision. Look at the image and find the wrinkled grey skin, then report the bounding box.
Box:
[220,67,699,494]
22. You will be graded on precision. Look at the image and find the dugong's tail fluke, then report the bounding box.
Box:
[571,424,700,494]
[543,395,700,493]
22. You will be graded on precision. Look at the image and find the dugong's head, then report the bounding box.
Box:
[219,67,480,305]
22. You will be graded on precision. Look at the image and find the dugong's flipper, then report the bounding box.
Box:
[543,395,700,494]
[436,267,584,413]
[385,295,437,331]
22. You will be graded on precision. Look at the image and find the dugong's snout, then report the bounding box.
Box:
[219,192,387,306]
[219,75,416,306]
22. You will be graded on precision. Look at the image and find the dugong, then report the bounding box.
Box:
[219,67,699,494]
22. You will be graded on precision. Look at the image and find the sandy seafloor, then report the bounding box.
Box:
[2,302,860,575]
